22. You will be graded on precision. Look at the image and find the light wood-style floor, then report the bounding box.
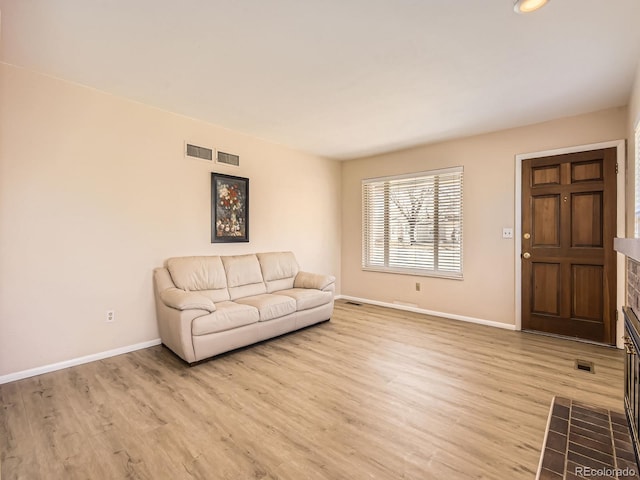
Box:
[0,300,624,479]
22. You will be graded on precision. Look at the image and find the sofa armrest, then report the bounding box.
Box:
[159,288,216,312]
[294,271,336,291]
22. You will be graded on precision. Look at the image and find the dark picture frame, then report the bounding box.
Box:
[211,173,249,243]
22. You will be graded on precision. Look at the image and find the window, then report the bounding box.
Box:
[362,167,463,278]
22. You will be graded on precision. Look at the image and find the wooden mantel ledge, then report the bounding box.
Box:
[614,238,640,263]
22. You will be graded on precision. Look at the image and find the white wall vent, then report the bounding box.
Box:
[216,150,240,167]
[185,142,213,161]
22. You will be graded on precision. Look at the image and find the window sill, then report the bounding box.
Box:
[362,266,463,280]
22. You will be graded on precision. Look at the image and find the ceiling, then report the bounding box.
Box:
[1,1,639,160]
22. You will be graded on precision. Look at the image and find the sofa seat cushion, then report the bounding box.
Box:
[191,301,259,336]
[277,288,333,311]
[235,294,296,322]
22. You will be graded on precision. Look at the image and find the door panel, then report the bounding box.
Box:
[532,263,560,315]
[571,192,603,247]
[532,196,560,246]
[533,165,561,185]
[571,265,603,321]
[521,148,616,344]
[572,161,603,182]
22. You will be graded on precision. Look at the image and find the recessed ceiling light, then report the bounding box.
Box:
[513,0,550,14]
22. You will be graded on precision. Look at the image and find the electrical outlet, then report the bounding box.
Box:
[106,310,115,323]
[415,282,421,292]
[502,228,514,239]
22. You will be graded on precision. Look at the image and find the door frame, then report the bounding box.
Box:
[514,140,626,348]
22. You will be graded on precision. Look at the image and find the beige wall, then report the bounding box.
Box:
[627,61,640,236]
[341,107,628,325]
[629,60,640,150]
[1,57,636,378]
[0,63,341,377]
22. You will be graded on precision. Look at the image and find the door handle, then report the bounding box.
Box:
[522,252,531,259]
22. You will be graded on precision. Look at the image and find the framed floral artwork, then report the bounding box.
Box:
[211,173,249,243]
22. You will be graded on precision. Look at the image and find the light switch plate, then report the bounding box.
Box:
[502,228,513,239]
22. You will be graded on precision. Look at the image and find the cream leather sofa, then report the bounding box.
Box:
[153,251,335,363]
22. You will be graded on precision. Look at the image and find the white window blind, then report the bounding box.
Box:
[362,167,463,278]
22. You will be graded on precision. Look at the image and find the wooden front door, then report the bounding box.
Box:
[521,148,617,344]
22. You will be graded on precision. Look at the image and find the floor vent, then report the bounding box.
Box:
[575,359,595,374]
[345,301,362,306]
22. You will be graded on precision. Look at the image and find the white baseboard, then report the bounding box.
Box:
[0,338,162,385]
[335,295,516,331]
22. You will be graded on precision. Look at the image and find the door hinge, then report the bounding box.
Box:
[616,162,619,174]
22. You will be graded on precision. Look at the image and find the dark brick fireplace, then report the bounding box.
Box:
[628,258,640,312]
[623,306,640,468]
[615,240,640,470]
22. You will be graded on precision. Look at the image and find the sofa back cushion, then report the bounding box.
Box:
[221,254,267,300]
[166,256,230,302]
[257,252,299,293]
